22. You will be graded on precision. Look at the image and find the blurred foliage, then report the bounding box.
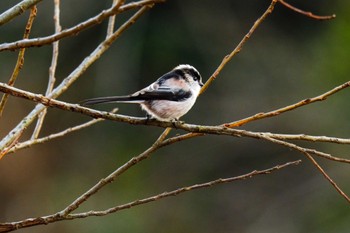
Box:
[0,0,349,233]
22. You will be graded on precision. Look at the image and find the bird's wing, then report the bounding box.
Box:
[131,86,192,101]
[80,87,192,106]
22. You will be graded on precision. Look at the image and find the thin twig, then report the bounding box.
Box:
[7,108,118,154]
[0,0,42,26]
[278,0,336,20]
[0,0,165,52]
[303,152,350,203]
[0,129,24,160]
[59,127,171,216]
[0,160,300,232]
[257,134,350,203]
[106,0,125,38]
[0,5,154,151]
[0,6,37,117]
[71,160,301,218]
[159,129,350,164]
[200,0,278,94]
[263,132,350,145]
[32,0,62,139]
[225,81,350,128]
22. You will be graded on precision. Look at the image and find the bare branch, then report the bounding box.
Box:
[106,0,125,38]
[226,81,350,128]
[8,108,118,154]
[303,152,350,203]
[0,0,164,52]
[0,6,37,117]
[200,0,278,94]
[59,127,171,216]
[0,159,300,232]
[0,5,153,151]
[72,160,301,217]
[1,82,349,167]
[263,132,350,145]
[153,80,350,150]
[0,129,24,160]
[0,0,42,26]
[278,0,336,20]
[158,128,350,164]
[32,0,61,139]
[256,134,350,203]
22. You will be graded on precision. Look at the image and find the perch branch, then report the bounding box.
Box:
[1,82,349,166]
[156,80,350,148]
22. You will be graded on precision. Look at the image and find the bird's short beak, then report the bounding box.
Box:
[200,81,204,87]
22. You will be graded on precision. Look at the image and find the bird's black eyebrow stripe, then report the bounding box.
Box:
[158,69,185,85]
[184,68,201,81]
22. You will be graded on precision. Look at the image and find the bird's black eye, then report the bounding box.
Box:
[185,69,201,82]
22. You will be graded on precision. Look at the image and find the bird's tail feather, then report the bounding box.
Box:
[80,96,142,106]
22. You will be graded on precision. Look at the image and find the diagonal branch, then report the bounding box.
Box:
[8,108,118,154]
[0,159,300,232]
[58,127,171,217]
[0,6,37,117]
[106,0,125,38]
[255,134,350,203]
[31,0,61,139]
[0,0,42,26]
[278,0,336,20]
[226,81,350,128]
[71,160,301,218]
[0,4,154,152]
[200,0,278,94]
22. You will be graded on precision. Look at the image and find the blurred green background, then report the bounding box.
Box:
[0,0,349,232]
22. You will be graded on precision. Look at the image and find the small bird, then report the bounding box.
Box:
[80,64,203,121]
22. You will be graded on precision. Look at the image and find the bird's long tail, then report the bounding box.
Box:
[80,96,142,106]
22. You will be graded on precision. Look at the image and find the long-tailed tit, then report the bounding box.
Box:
[81,64,203,121]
